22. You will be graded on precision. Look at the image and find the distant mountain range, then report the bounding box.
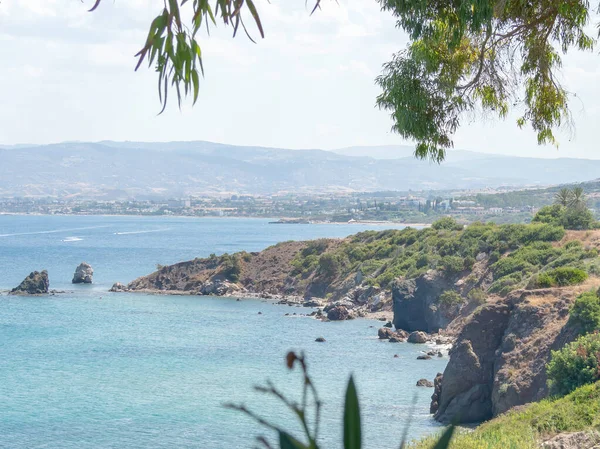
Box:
[1,140,600,199]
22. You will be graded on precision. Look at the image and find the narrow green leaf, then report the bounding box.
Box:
[191,69,199,104]
[343,376,361,449]
[279,431,308,449]
[432,425,455,449]
[245,0,264,38]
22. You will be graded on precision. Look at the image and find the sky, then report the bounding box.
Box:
[0,1,599,159]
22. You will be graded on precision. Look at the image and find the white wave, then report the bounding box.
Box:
[0,225,111,238]
[114,228,171,235]
[62,236,83,242]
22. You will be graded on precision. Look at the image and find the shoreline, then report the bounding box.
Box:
[0,212,430,227]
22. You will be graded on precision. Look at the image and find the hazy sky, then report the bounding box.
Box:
[1,1,599,159]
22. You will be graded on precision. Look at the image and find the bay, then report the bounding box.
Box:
[0,215,446,448]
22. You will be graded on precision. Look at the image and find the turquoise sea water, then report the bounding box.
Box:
[0,215,446,448]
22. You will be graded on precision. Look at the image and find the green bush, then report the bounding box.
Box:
[569,291,600,334]
[550,267,588,286]
[547,332,600,396]
[530,267,588,289]
[439,255,465,276]
[432,216,463,231]
[318,253,340,277]
[438,290,464,306]
[467,288,487,304]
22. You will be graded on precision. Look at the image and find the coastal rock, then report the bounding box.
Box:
[110,282,128,292]
[407,331,428,344]
[72,262,93,284]
[10,270,49,295]
[430,373,443,414]
[392,271,460,333]
[435,302,512,424]
[378,327,395,339]
[384,321,393,328]
[315,337,326,343]
[303,299,322,308]
[417,379,434,387]
[417,355,432,360]
[541,431,600,448]
[327,305,350,321]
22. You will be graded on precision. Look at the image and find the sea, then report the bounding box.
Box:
[0,215,447,449]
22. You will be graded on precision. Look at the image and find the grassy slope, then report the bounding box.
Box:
[412,381,600,448]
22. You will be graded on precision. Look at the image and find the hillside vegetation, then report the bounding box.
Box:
[413,380,600,448]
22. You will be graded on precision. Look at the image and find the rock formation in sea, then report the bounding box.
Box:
[9,270,49,295]
[72,262,94,284]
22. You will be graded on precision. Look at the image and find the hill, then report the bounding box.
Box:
[3,141,600,198]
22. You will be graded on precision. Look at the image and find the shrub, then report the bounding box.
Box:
[318,253,340,277]
[562,207,596,230]
[439,255,465,276]
[438,290,464,306]
[221,254,242,282]
[547,332,600,396]
[432,216,463,231]
[467,288,487,304]
[569,292,600,334]
[550,267,588,286]
[530,267,588,289]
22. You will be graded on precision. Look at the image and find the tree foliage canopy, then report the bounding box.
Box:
[87,0,598,160]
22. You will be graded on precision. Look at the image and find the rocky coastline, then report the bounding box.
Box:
[108,223,600,427]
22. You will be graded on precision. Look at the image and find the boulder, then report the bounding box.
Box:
[430,373,443,414]
[417,355,432,360]
[327,305,350,321]
[110,282,128,292]
[384,321,393,328]
[10,270,49,295]
[315,337,326,343]
[392,271,461,333]
[303,299,322,308]
[417,379,434,387]
[378,327,395,339]
[72,262,93,284]
[407,331,428,344]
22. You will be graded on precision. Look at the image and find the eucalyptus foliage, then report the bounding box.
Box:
[87,1,599,160]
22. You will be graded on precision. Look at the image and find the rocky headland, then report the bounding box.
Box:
[111,220,600,425]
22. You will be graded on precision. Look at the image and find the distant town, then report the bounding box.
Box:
[0,190,550,225]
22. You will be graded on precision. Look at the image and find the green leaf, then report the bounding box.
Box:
[343,376,361,449]
[191,70,199,104]
[432,425,455,449]
[279,431,308,449]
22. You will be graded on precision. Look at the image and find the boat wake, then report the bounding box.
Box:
[0,225,111,238]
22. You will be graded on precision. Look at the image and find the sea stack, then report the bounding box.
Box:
[9,270,50,295]
[72,262,94,284]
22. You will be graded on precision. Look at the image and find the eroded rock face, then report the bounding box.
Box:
[417,379,434,387]
[72,262,93,284]
[392,271,460,333]
[430,373,443,414]
[434,302,512,424]
[10,270,49,295]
